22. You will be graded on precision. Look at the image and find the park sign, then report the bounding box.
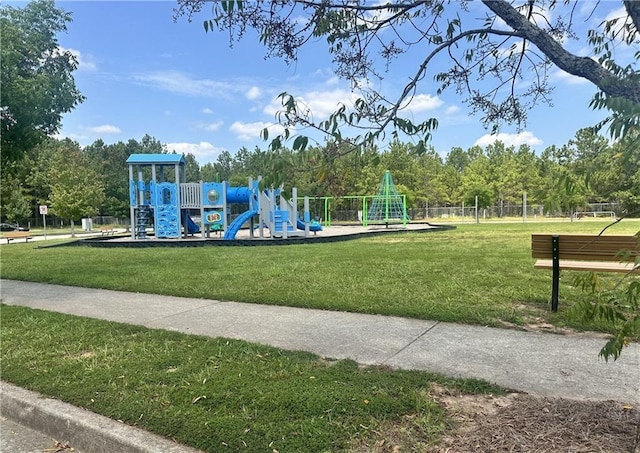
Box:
[39,205,48,215]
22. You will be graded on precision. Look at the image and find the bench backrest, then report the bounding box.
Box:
[531,234,639,262]
[2,231,30,238]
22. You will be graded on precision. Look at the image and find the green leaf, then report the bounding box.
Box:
[292,135,309,152]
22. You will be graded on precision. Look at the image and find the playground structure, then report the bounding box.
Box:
[366,170,409,225]
[312,170,410,227]
[126,153,321,241]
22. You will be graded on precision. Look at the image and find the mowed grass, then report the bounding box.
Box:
[1,304,501,452]
[2,220,639,330]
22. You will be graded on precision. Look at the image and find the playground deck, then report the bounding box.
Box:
[76,223,453,248]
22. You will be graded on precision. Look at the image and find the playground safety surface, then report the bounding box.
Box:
[72,222,455,247]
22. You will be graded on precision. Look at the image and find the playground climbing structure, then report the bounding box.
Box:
[366,170,409,226]
[126,153,321,241]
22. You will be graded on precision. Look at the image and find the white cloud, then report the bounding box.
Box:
[246,86,262,100]
[201,108,214,114]
[401,94,444,114]
[474,131,543,147]
[59,46,97,71]
[230,121,286,141]
[551,69,590,86]
[264,88,358,121]
[324,76,340,86]
[165,141,224,164]
[54,131,90,142]
[445,105,460,115]
[134,71,238,98]
[198,121,224,132]
[363,1,398,26]
[262,88,443,126]
[88,124,121,134]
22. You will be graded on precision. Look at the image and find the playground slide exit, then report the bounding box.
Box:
[186,214,200,234]
[180,211,201,234]
[296,218,322,232]
[223,208,259,240]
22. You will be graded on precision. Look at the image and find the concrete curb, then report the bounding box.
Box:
[0,381,203,453]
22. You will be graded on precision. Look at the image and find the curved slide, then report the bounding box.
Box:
[181,211,200,234]
[186,215,200,234]
[296,218,322,232]
[223,208,258,240]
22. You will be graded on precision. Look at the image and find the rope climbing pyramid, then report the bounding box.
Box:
[366,170,409,226]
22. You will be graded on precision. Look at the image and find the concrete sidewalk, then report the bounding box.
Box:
[2,279,638,404]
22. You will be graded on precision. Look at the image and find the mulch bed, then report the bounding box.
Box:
[432,394,640,453]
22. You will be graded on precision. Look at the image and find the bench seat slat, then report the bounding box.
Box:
[534,259,638,272]
[2,231,32,243]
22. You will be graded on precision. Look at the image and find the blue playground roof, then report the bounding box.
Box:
[126,153,185,165]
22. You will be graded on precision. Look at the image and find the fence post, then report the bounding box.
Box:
[475,196,479,224]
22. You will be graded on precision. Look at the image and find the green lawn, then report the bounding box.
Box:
[1,304,500,452]
[2,220,638,330]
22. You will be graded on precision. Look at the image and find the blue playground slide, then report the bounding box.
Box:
[186,215,200,234]
[297,218,322,232]
[223,208,258,240]
[181,211,200,234]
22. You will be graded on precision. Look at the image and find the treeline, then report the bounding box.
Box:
[2,128,638,224]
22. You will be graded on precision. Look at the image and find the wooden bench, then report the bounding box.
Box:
[3,231,32,244]
[100,226,117,236]
[531,233,639,311]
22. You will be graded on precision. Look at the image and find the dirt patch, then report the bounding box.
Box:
[500,303,613,339]
[351,384,639,452]
[427,384,640,453]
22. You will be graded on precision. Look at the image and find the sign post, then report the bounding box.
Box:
[39,205,48,239]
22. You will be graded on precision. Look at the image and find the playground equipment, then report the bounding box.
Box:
[312,170,409,227]
[126,153,321,240]
[367,170,409,226]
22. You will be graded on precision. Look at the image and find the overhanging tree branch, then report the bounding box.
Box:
[175,0,638,154]
[482,0,639,105]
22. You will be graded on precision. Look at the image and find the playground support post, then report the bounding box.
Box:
[324,197,330,227]
[304,196,310,237]
[362,197,368,227]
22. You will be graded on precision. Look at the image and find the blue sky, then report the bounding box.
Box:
[33,1,627,165]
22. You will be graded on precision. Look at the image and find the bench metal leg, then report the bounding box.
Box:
[551,234,560,312]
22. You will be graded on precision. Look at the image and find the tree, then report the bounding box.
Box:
[200,162,219,183]
[184,152,201,182]
[214,150,234,182]
[1,0,84,163]
[84,139,130,218]
[461,152,492,207]
[175,0,638,157]
[83,135,169,217]
[49,141,105,236]
[0,172,31,223]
